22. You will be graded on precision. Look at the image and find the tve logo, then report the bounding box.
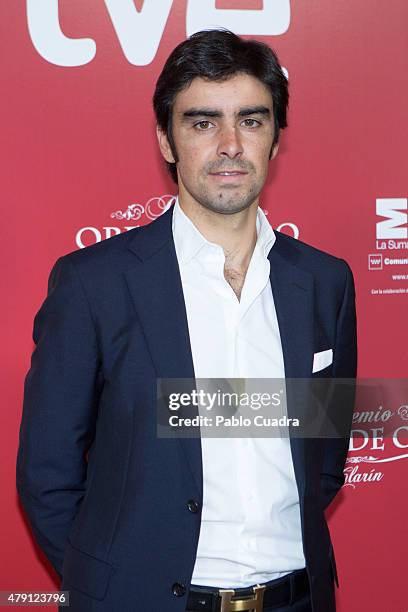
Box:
[376,198,408,239]
[26,0,291,67]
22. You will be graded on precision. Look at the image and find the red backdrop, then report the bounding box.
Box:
[3,1,407,610]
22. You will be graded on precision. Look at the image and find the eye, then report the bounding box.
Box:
[193,120,214,130]
[242,118,261,127]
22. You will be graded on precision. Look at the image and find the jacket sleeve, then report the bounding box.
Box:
[320,260,358,511]
[16,255,103,579]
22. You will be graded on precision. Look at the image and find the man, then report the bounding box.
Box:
[17,30,357,611]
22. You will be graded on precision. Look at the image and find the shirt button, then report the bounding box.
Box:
[172,582,186,597]
[187,499,200,513]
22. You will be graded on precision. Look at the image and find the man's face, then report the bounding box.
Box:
[157,72,279,215]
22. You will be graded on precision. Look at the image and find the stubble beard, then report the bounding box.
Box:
[188,174,262,215]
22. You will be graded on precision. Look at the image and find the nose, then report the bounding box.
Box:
[216,126,243,159]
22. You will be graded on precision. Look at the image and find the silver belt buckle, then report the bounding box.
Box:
[219,584,266,612]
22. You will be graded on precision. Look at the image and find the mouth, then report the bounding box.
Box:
[209,171,248,181]
[209,171,247,175]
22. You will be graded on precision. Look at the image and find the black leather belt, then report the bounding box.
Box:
[186,568,309,611]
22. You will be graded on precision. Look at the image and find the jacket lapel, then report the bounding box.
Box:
[268,240,314,379]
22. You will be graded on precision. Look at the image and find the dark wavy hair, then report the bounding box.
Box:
[153,29,289,184]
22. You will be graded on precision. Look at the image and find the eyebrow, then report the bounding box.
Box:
[181,106,271,120]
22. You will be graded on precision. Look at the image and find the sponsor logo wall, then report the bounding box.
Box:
[3,2,406,610]
[368,198,408,295]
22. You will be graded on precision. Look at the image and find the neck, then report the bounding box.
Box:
[177,195,258,273]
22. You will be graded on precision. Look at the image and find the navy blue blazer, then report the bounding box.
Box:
[17,202,357,611]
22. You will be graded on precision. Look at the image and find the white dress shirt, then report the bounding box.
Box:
[172,196,305,588]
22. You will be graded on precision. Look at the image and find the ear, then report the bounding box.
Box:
[156,125,176,163]
[270,142,279,160]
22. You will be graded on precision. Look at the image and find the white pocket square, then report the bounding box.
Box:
[312,349,333,373]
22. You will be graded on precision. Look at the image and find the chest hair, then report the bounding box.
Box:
[223,262,246,302]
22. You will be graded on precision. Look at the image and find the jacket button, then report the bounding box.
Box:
[172,582,186,597]
[187,499,200,513]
